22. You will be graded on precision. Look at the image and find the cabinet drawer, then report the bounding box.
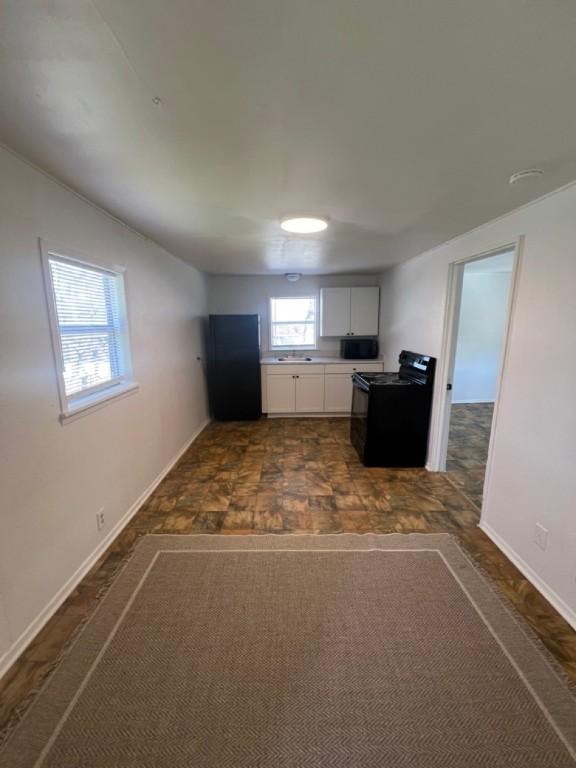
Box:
[266,364,325,375]
[326,363,384,374]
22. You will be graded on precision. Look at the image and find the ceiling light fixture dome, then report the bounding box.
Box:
[280,216,328,234]
[509,168,544,185]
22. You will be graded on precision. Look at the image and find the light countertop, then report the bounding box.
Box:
[260,356,384,365]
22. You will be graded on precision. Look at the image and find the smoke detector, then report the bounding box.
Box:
[285,273,302,282]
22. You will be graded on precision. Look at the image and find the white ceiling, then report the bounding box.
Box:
[1,1,576,275]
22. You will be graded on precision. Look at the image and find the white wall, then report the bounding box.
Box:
[379,182,576,627]
[208,273,381,355]
[452,264,512,403]
[0,593,10,658]
[0,147,209,677]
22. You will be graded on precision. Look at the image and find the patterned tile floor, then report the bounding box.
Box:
[447,402,494,508]
[1,417,574,746]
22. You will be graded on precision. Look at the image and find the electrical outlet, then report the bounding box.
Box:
[96,509,105,531]
[534,522,548,551]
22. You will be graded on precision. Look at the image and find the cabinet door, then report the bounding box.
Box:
[324,373,353,412]
[350,287,380,335]
[295,374,325,412]
[267,375,296,413]
[320,288,351,336]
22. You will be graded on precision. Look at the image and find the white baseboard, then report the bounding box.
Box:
[452,399,495,404]
[479,521,576,630]
[265,413,350,418]
[0,418,210,681]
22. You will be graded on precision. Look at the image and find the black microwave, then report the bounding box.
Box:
[340,337,379,359]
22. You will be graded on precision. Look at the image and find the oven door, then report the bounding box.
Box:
[350,378,369,460]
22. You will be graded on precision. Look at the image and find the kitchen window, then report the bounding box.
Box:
[270,296,317,348]
[41,243,137,421]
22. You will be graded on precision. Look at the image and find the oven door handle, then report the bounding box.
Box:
[352,376,370,393]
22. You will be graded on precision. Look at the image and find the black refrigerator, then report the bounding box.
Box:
[207,314,261,420]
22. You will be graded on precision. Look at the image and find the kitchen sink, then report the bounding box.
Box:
[276,356,314,362]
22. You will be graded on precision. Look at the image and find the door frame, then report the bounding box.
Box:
[427,236,524,516]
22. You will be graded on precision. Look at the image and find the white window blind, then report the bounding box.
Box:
[43,249,134,418]
[270,296,317,348]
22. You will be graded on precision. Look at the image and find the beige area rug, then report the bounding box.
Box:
[1,534,575,768]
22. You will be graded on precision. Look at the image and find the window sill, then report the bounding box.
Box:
[60,381,140,424]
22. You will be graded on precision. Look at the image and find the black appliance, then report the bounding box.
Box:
[340,337,379,359]
[350,350,436,467]
[207,314,261,420]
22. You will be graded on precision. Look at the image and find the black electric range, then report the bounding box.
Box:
[350,350,436,467]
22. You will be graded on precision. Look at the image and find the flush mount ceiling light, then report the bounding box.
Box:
[285,273,302,282]
[280,216,329,234]
[509,168,544,185]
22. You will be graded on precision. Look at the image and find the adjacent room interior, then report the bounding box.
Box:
[446,250,514,508]
[0,2,575,766]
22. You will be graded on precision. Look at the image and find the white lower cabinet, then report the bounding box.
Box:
[267,374,296,413]
[263,362,383,414]
[267,373,324,413]
[295,375,324,412]
[324,374,353,412]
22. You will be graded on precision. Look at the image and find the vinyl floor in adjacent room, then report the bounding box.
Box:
[447,402,494,508]
[1,417,575,747]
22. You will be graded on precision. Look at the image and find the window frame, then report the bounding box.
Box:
[269,294,318,350]
[40,240,138,423]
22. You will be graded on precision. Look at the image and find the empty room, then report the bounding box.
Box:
[0,2,575,766]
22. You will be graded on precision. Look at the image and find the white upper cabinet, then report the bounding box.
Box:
[320,286,380,336]
[319,288,351,336]
[350,287,380,335]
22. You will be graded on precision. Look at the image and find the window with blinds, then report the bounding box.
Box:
[43,247,134,417]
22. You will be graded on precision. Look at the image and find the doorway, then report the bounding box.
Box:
[437,246,518,510]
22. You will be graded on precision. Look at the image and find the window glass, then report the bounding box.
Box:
[270,296,316,348]
[43,249,134,417]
